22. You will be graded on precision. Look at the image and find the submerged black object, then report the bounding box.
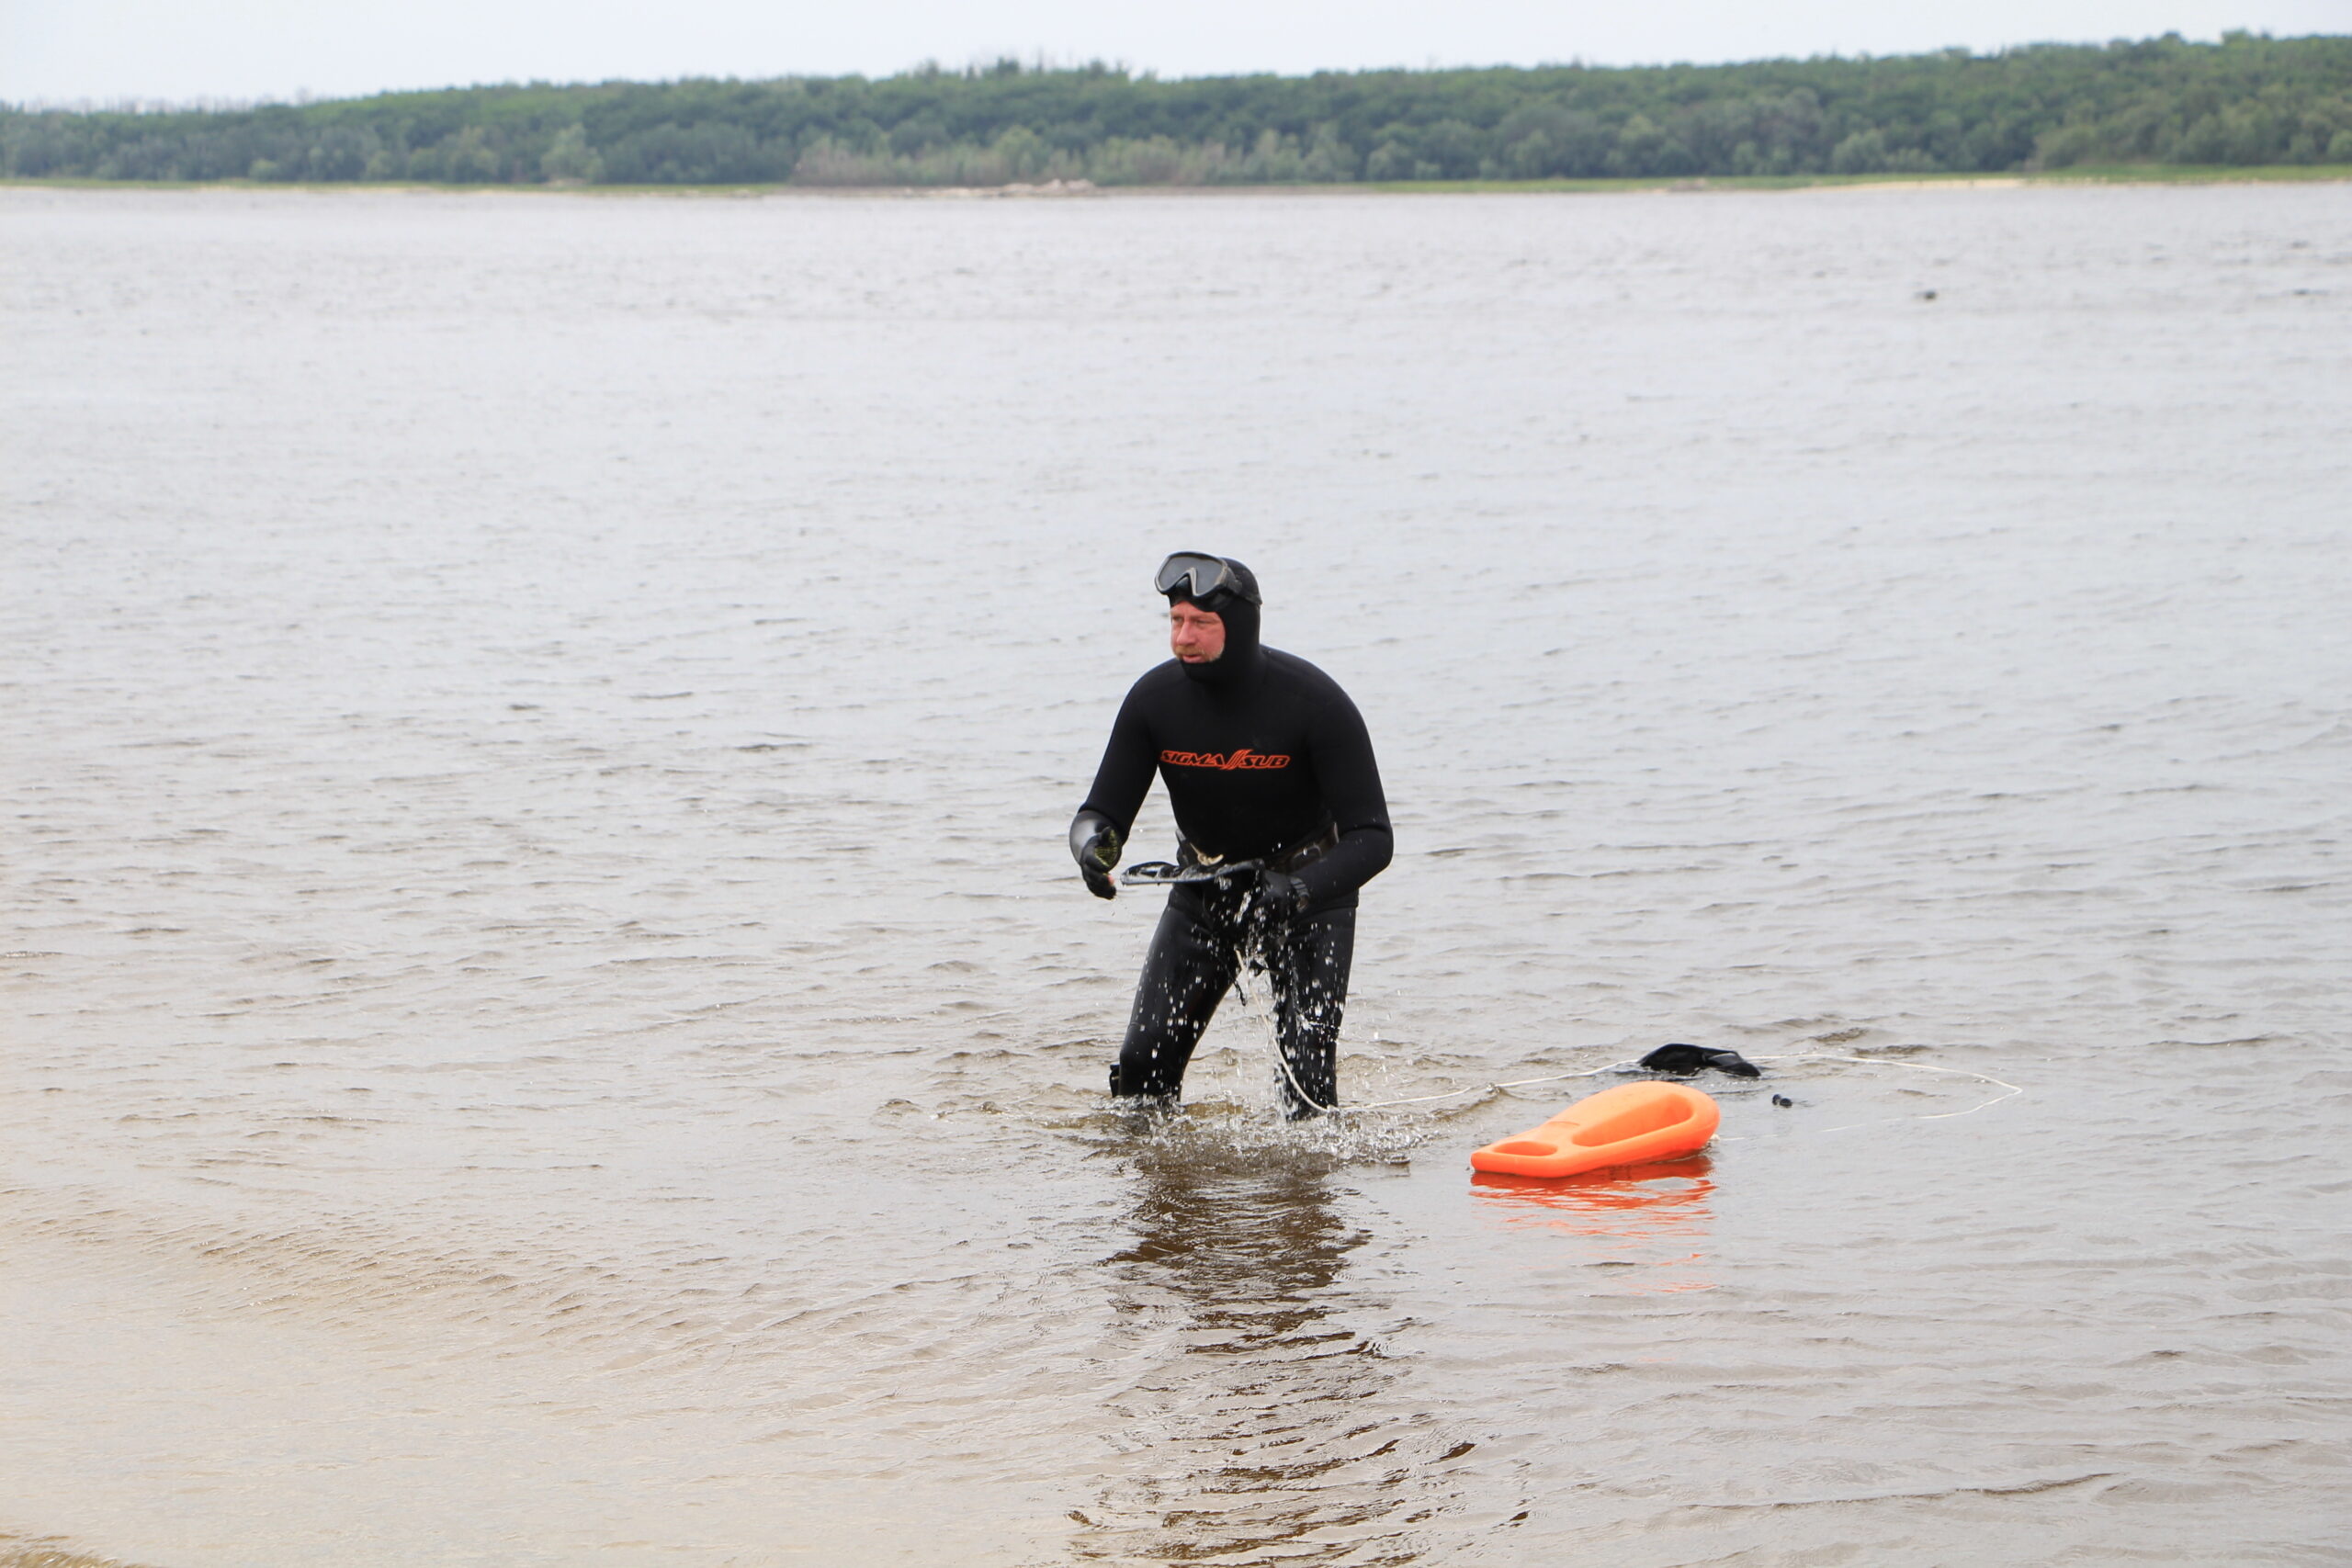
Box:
[1772,1094,1794,1108]
[1639,1043,1763,1078]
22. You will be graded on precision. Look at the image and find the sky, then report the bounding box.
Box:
[4,0,2347,106]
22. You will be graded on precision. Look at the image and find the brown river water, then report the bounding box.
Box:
[3,181,2348,1566]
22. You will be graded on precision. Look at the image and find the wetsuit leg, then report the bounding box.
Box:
[1261,908,1356,1118]
[1113,887,1242,1100]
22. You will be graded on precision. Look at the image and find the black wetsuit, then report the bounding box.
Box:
[1075,587,1390,1114]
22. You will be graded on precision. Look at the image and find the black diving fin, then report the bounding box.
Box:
[1638,1043,1762,1078]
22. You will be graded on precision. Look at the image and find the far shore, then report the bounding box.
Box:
[6,164,2348,200]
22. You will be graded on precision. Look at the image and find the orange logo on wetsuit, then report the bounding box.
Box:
[1160,748,1292,772]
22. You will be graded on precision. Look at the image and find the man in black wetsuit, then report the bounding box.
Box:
[1069,552,1391,1117]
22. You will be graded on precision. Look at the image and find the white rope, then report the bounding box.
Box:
[1227,906,1653,1117]
[1716,1052,2025,1136]
[1228,957,1344,1116]
[1340,1058,1639,1111]
[1151,886,1641,1118]
[1277,1045,2024,1122]
[1203,898,2023,1132]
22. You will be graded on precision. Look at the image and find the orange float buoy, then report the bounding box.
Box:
[1469,1081,1720,1179]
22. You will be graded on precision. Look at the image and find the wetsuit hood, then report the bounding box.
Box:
[1169,558,1262,687]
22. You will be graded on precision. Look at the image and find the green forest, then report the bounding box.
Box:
[6,32,2349,188]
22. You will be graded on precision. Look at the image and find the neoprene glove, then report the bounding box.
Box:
[1256,868,1312,920]
[1069,811,1122,900]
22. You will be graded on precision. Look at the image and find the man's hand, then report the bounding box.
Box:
[1256,868,1312,922]
[1069,811,1123,900]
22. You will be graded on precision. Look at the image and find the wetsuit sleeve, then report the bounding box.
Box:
[1297,683,1392,904]
[1078,680,1159,838]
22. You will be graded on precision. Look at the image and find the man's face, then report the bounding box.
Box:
[1169,600,1227,663]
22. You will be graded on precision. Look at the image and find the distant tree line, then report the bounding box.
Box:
[6,33,2348,188]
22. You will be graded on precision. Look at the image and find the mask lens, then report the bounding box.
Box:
[1156,552,1229,598]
